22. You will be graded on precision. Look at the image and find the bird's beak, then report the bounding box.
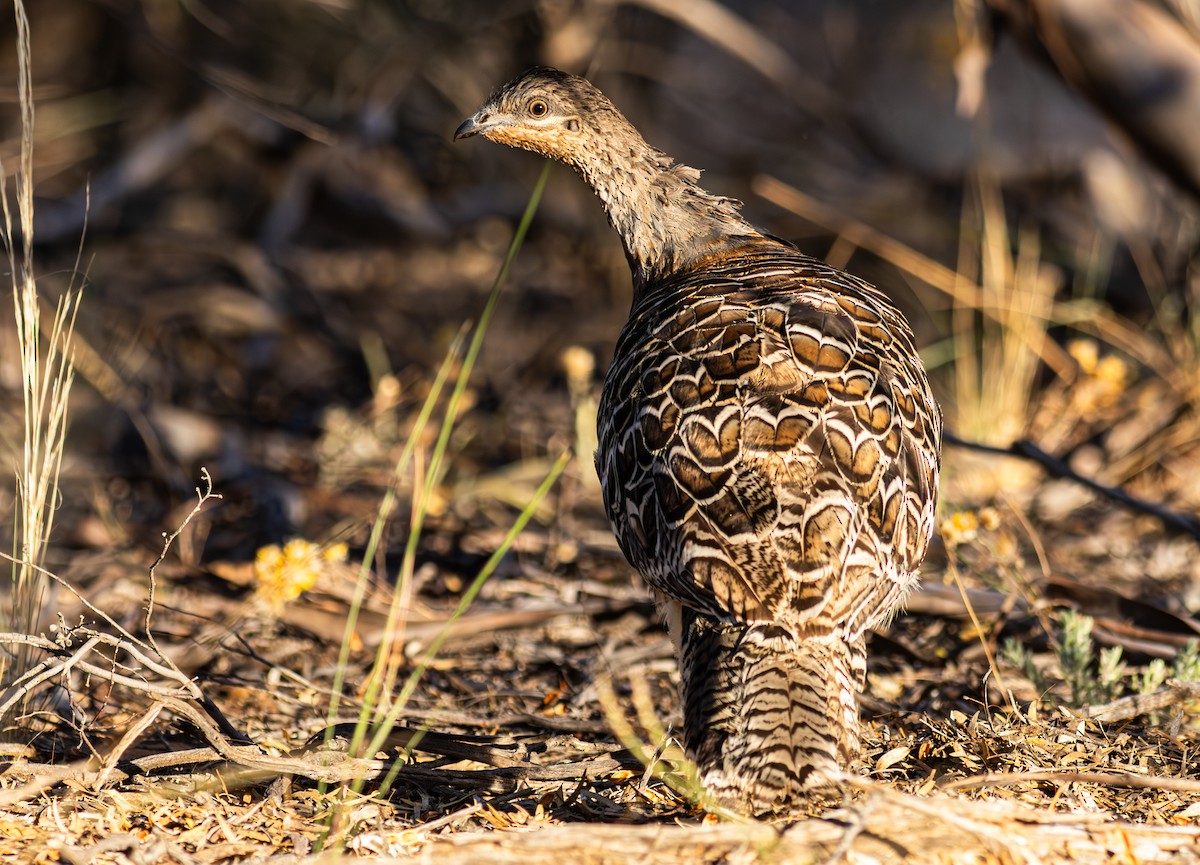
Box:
[453,115,480,141]
[454,111,494,141]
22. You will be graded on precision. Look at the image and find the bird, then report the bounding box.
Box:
[455,67,941,816]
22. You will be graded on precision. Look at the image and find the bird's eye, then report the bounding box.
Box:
[529,99,548,117]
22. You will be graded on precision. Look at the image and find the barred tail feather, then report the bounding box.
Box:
[680,609,865,815]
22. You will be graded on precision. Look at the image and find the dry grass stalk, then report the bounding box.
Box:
[950,173,1056,448]
[758,170,1178,504]
[752,173,976,309]
[0,0,82,722]
[753,173,1188,395]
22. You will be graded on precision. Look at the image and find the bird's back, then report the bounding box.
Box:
[598,233,941,638]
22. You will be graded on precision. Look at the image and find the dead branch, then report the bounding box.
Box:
[378,787,1200,865]
[941,768,1200,794]
[943,430,1200,540]
[1079,680,1200,721]
[1,690,635,803]
[0,622,248,748]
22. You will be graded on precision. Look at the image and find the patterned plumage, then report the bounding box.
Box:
[456,67,942,815]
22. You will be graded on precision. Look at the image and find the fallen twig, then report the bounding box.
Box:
[940,768,1200,794]
[943,430,1200,540]
[1078,680,1200,722]
[0,626,246,744]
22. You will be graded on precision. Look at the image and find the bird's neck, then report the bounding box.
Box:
[564,126,756,294]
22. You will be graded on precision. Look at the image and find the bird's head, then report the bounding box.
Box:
[454,66,751,284]
[453,67,608,164]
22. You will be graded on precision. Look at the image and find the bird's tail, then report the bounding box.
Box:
[679,609,866,816]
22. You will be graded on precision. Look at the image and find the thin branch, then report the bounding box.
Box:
[1078,680,1200,722]
[146,467,222,656]
[943,429,1200,540]
[94,702,167,790]
[941,768,1200,794]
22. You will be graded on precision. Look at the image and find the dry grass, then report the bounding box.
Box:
[2,1,1200,863]
[0,0,81,725]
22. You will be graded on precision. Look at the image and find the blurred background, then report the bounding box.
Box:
[1,0,1198,604]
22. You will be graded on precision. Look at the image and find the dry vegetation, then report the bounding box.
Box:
[1,0,1200,862]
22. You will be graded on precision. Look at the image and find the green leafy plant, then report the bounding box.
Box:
[1005,613,1200,712]
[1000,638,1049,699]
[1056,609,1125,706]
